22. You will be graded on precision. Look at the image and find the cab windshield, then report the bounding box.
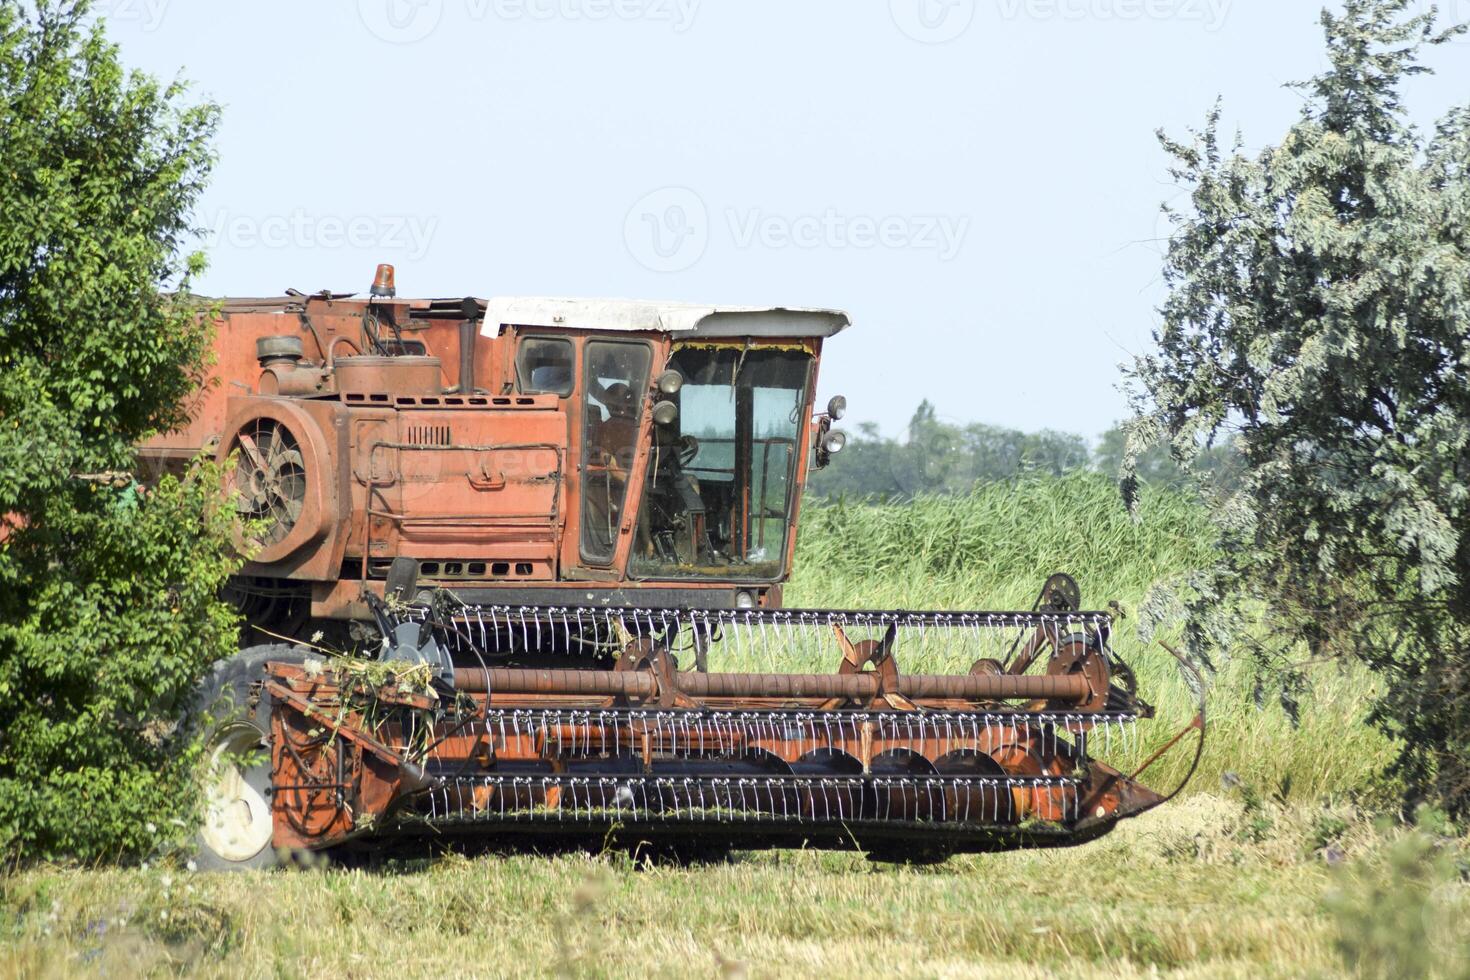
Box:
[631,346,812,581]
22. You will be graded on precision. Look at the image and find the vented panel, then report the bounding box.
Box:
[406,424,452,447]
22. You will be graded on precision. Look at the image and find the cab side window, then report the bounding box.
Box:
[580,341,652,563]
[516,337,575,396]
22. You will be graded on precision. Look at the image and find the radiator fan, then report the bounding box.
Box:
[231,418,307,547]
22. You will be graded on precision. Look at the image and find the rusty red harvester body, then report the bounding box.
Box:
[141,269,1202,866]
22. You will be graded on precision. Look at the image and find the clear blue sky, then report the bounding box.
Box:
[104,0,1469,439]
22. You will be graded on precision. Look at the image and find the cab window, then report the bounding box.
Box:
[630,346,812,581]
[516,337,575,396]
[580,341,652,563]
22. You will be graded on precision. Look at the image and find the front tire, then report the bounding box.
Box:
[193,644,309,871]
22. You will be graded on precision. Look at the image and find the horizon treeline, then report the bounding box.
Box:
[806,400,1239,499]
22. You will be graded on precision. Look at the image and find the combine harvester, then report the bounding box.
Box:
[142,267,1203,868]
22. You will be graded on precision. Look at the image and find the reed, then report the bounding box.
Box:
[788,474,1395,801]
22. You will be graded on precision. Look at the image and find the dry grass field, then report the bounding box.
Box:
[3,796,1465,978]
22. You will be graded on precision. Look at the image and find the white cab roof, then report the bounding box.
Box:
[482,297,850,339]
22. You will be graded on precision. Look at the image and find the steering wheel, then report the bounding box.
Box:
[678,435,700,466]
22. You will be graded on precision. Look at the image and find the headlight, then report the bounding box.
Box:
[735,591,757,610]
[827,395,848,421]
[822,430,848,455]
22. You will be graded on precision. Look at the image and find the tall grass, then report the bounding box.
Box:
[787,474,1396,801]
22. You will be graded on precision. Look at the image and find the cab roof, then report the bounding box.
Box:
[482,297,850,339]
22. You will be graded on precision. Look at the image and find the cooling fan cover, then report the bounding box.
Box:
[220,402,332,563]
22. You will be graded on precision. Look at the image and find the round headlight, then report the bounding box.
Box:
[735,591,757,610]
[827,395,848,421]
[656,370,685,396]
[652,401,680,427]
[822,430,848,455]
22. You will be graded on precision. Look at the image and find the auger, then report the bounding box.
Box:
[159,270,1203,868]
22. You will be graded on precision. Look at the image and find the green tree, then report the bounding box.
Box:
[1093,423,1241,490]
[1124,1,1470,811]
[0,1,234,860]
[807,401,1091,499]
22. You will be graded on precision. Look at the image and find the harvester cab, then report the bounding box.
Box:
[159,268,1203,870]
[143,275,852,637]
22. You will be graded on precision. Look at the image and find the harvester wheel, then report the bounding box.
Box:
[192,643,309,871]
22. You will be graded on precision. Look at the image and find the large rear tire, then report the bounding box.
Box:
[192,644,310,871]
